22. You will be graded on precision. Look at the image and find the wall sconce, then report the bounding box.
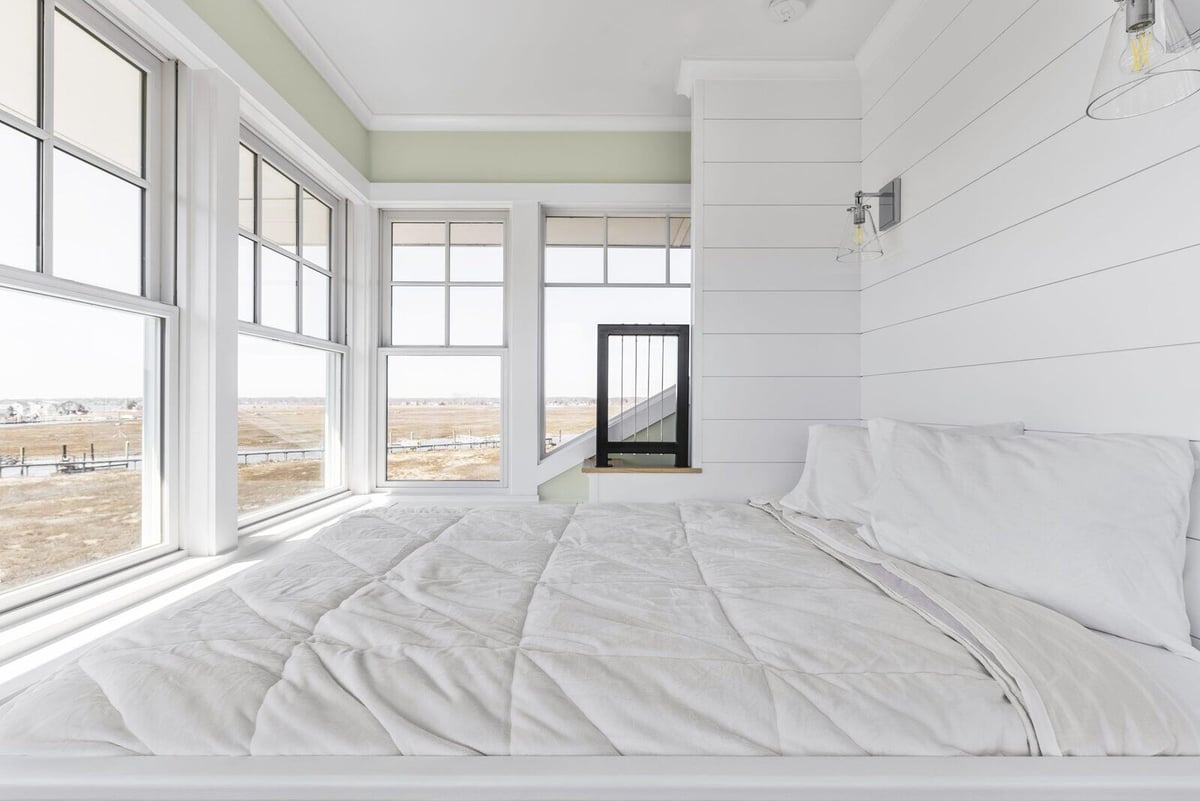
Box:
[1087,0,1200,120]
[835,178,900,263]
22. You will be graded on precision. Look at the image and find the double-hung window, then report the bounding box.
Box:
[0,0,173,607]
[541,212,691,454]
[236,128,346,522]
[380,211,507,485]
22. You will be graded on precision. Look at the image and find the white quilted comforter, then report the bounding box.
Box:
[0,501,1195,756]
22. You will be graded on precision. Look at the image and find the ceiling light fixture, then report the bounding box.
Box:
[767,0,808,24]
[835,178,900,264]
[1087,0,1200,119]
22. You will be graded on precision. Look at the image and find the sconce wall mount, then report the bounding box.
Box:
[835,177,900,263]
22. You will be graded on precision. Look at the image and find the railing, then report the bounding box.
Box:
[595,323,690,468]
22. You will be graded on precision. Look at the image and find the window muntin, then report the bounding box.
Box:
[381,212,508,486]
[238,133,338,342]
[0,1,169,607]
[237,128,346,523]
[237,335,341,517]
[542,213,691,454]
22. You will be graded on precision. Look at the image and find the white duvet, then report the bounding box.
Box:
[0,502,1195,756]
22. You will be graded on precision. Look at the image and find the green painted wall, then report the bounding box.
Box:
[370,131,691,184]
[184,3,691,183]
[538,464,588,503]
[183,0,371,175]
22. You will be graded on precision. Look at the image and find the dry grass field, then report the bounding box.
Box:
[0,402,611,591]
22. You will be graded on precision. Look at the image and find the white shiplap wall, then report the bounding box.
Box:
[592,76,862,502]
[858,0,1200,641]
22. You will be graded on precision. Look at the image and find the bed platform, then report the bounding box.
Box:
[2,502,1200,798]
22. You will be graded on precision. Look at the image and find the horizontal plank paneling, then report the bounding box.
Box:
[862,0,1038,155]
[591,462,804,503]
[704,162,859,206]
[863,2,1110,202]
[704,249,859,291]
[706,79,860,120]
[862,345,1200,440]
[705,377,860,421]
[860,0,972,113]
[704,334,860,377]
[862,146,1200,330]
[704,291,859,334]
[703,419,839,463]
[703,120,861,163]
[703,205,846,248]
[862,247,1200,375]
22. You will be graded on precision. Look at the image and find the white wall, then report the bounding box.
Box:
[858,0,1200,641]
[593,76,862,502]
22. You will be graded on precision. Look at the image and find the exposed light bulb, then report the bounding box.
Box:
[1121,27,1165,73]
[853,224,866,247]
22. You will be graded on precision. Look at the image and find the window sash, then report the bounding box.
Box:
[238,125,344,346]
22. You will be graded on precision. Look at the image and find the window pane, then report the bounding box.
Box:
[608,217,666,284]
[449,222,503,282]
[0,287,159,594]
[0,0,38,124]
[302,191,331,269]
[238,236,254,323]
[449,286,503,346]
[260,249,297,332]
[546,216,603,246]
[238,145,256,232]
[0,123,38,272]
[261,161,297,253]
[669,216,691,248]
[545,246,603,283]
[53,11,144,175]
[386,355,502,482]
[670,248,692,285]
[391,285,445,346]
[543,286,690,451]
[301,267,330,340]
[392,222,444,281]
[238,335,337,516]
[53,149,142,295]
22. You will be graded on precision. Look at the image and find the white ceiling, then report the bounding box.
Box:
[264,0,894,130]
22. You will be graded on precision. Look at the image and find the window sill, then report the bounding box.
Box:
[0,494,369,703]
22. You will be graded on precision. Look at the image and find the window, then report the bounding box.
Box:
[237,129,345,521]
[381,212,507,485]
[0,0,170,606]
[542,213,691,454]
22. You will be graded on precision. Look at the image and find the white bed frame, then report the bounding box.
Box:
[2,756,1200,800]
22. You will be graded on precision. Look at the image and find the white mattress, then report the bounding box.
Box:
[0,502,1194,756]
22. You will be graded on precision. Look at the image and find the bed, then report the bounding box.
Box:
[2,500,1198,762]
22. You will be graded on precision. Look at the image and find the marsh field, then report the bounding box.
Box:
[0,402,600,592]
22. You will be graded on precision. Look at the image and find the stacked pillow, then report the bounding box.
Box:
[781,419,1197,654]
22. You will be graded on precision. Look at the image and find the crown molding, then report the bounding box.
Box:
[676,59,858,97]
[854,0,926,74]
[256,0,375,127]
[369,114,691,133]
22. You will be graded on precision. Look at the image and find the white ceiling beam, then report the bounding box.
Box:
[368,114,691,132]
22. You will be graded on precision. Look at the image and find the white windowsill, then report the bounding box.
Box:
[0,493,371,703]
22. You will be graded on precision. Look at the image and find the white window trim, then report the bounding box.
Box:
[376,209,511,492]
[0,0,177,614]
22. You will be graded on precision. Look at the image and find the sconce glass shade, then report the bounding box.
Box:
[1087,0,1200,120]
[835,204,883,263]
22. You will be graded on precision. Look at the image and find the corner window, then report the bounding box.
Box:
[380,212,507,485]
[0,0,171,607]
[542,212,691,454]
[237,128,345,522]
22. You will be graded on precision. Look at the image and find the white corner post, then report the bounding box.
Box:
[507,200,542,498]
[178,67,241,555]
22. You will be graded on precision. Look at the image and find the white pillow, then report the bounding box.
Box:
[860,419,1195,653]
[780,421,1023,524]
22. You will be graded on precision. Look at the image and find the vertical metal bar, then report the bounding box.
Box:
[659,335,665,442]
[675,327,690,468]
[595,326,609,468]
